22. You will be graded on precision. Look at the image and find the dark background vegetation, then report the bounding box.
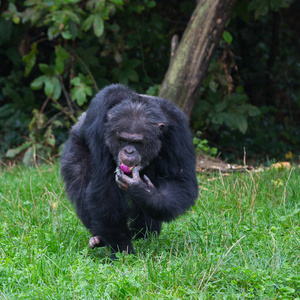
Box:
[0,0,299,165]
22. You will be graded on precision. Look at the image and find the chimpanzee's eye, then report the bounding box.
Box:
[117,137,127,147]
[133,140,143,145]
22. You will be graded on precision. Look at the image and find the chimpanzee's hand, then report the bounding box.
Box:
[115,167,155,193]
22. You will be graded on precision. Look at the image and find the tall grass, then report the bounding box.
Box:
[0,163,299,299]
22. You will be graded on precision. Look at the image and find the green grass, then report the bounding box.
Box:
[0,163,299,299]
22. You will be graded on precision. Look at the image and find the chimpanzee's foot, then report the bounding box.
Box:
[89,236,105,249]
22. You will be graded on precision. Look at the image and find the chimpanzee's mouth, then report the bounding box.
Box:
[120,163,139,175]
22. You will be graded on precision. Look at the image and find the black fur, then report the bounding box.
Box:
[61,84,198,257]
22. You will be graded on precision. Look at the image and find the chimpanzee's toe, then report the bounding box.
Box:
[89,236,104,249]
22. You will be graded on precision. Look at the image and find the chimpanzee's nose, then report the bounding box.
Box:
[125,146,135,154]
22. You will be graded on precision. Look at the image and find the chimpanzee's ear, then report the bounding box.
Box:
[158,122,165,130]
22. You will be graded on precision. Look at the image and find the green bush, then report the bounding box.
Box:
[0,0,194,163]
[1,0,299,164]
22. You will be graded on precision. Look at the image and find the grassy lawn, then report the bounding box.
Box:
[0,163,299,299]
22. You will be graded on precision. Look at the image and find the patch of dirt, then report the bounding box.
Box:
[196,155,254,173]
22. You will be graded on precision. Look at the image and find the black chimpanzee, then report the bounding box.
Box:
[61,84,198,258]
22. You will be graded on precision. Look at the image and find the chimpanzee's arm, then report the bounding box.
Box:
[116,167,198,222]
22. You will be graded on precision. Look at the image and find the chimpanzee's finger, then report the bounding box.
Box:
[115,168,132,190]
[131,167,141,180]
[116,175,130,190]
[116,168,129,182]
[117,181,129,191]
[143,174,155,188]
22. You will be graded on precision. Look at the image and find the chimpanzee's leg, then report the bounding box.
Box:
[86,184,134,258]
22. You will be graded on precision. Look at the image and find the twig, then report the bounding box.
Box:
[59,75,74,115]
[40,97,51,113]
[43,111,64,129]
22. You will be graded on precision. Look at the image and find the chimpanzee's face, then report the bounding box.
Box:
[104,100,166,171]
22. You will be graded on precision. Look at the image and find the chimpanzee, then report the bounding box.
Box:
[61,84,198,258]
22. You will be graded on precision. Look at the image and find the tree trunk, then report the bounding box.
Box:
[159,0,237,118]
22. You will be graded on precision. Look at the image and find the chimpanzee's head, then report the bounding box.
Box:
[104,100,167,173]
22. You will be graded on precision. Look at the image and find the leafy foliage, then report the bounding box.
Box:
[193,131,218,157]
[192,60,261,135]
[1,0,192,163]
[5,109,62,165]
[0,0,299,164]
[191,0,299,163]
[211,0,300,162]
